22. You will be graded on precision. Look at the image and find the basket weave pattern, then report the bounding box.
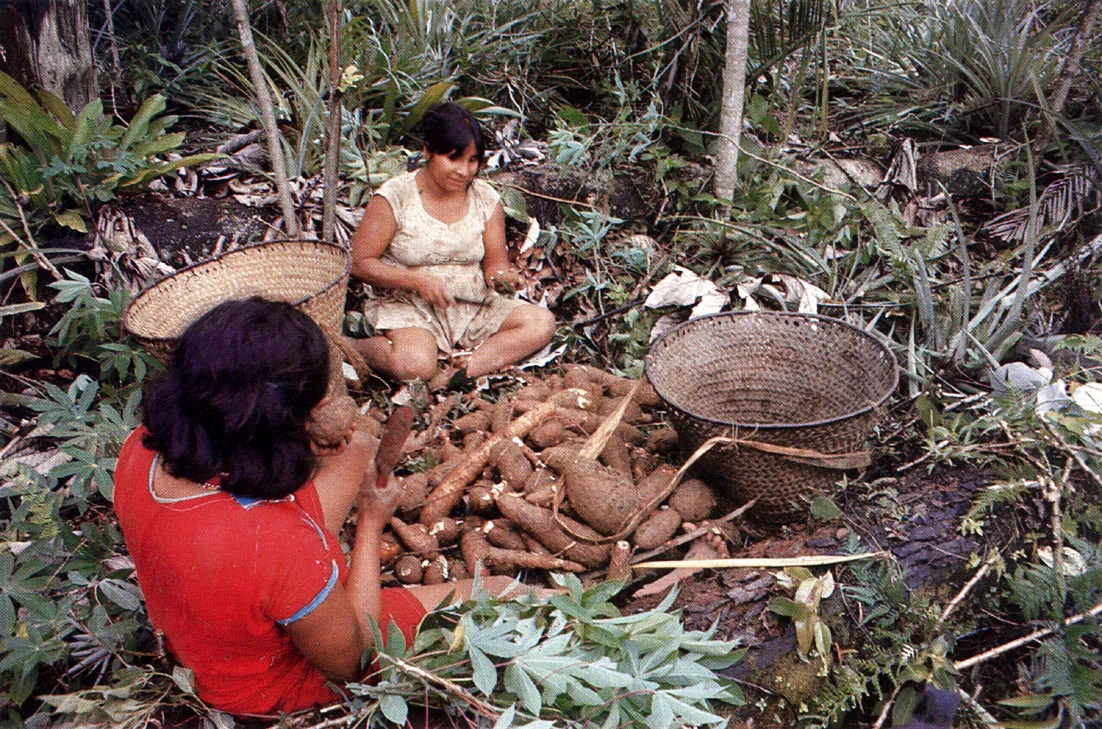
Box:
[123,240,350,363]
[645,312,898,522]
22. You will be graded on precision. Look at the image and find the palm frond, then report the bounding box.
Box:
[982,167,1101,243]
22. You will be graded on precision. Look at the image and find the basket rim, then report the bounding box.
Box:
[123,238,351,347]
[644,310,899,431]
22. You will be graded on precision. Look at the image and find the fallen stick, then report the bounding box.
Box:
[938,553,996,627]
[580,501,756,581]
[632,551,892,570]
[953,599,1102,671]
[578,379,640,460]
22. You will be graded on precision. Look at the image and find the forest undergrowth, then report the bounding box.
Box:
[2,1,1102,727]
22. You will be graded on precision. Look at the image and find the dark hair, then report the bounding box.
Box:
[141,297,330,499]
[416,102,486,167]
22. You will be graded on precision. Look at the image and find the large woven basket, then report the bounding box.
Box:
[645,311,898,522]
[123,240,350,364]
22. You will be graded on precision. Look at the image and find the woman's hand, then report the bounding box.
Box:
[356,470,403,531]
[488,269,524,295]
[414,272,454,308]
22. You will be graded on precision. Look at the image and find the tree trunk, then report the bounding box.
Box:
[321,0,343,244]
[1034,0,1102,168]
[228,0,301,238]
[1048,0,1102,117]
[713,0,752,202]
[0,0,98,111]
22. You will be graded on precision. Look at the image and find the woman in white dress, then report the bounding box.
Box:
[351,103,555,381]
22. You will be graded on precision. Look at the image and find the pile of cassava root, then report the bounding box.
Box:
[352,364,724,588]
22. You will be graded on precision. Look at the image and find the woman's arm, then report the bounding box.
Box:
[480,202,509,282]
[352,195,452,308]
[283,466,403,682]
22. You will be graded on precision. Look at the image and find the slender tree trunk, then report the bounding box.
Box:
[322,1,343,244]
[714,0,752,202]
[0,0,98,111]
[100,0,123,117]
[1048,0,1102,116]
[1034,0,1102,168]
[228,0,301,238]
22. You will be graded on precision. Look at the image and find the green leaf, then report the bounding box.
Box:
[119,95,167,151]
[646,692,675,729]
[403,82,456,135]
[384,616,406,656]
[505,662,541,715]
[0,594,15,636]
[39,693,100,715]
[0,302,45,317]
[119,153,224,189]
[582,580,624,609]
[810,496,843,521]
[9,665,37,705]
[999,714,1064,729]
[99,579,143,612]
[768,596,798,617]
[66,101,104,158]
[469,646,497,696]
[172,666,196,695]
[557,105,589,128]
[0,70,41,113]
[492,706,517,729]
[35,88,75,128]
[130,132,186,158]
[379,694,408,726]
[998,693,1056,711]
[207,710,236,729]
[53,210,88,233]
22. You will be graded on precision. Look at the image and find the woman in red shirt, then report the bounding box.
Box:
[114,297,509,716]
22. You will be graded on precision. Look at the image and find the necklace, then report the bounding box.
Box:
[201,473,228,491]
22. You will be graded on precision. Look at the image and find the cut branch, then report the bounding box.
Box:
[321,1,343,243]
[954,599,1102,671]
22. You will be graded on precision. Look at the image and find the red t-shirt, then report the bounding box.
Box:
[113,428,426,716]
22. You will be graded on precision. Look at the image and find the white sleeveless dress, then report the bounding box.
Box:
[363,171,526,352]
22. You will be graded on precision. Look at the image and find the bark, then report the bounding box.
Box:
[0,0,98,111]
[228,0,301,238]
[713,0,752,201]
[1048,0,1102,117]
[321,1,343,243]
[1033,0,1102,169]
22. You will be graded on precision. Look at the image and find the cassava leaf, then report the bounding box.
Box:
[469,645,497,695]
[378,694,408,726]
[505,662,541,715]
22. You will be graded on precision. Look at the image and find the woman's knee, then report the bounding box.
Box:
[387,333,439,380]
[522,306,556,345]
[389,353,437,380]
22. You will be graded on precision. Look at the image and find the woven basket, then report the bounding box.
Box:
[645,311,898,523]
[123,240,351,365]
